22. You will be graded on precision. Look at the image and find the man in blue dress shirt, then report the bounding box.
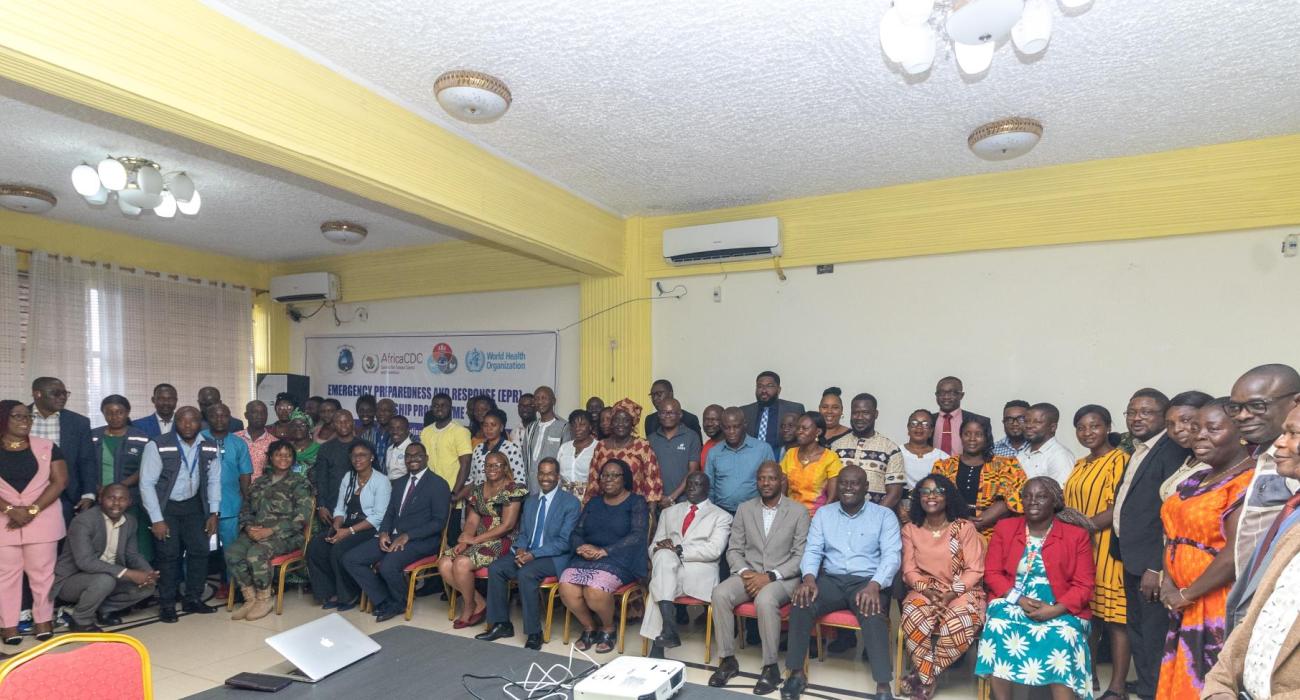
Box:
[705,408,775,516]
[779,465,901,700]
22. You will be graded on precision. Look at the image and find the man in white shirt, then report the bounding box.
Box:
[1018,402,1075,486]
[520,386,568,493]
[384,415,417,481]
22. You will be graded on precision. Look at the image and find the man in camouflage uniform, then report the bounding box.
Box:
[225,441,315,621]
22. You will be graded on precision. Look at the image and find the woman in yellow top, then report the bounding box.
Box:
[931,418,1026,539]
[780,411,843,514]
[1065,404,1131,700]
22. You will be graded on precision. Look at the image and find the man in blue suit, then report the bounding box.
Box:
[343,442,449,623]
[477,457,581,649]
[29,377,96,521]
[134,383,178,439]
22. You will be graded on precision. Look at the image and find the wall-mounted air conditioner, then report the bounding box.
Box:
[270,272,339,303]
[662,217,782,265]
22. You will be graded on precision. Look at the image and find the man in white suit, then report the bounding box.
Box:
[640,471,732,653]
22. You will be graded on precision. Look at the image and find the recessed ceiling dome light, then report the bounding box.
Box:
[0,185,57,214]
[321,220,368,245]
[968,117,1043,160]
[434,70,512,124]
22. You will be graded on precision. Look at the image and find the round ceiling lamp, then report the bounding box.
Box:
[321,221,368,245]
[0,185,57,214]
[434,70,512,124]
[968,117,1043,160]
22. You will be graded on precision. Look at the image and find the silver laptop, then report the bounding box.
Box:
[263,613,381,683]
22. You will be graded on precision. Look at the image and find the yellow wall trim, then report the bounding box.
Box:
[578,218,652,404]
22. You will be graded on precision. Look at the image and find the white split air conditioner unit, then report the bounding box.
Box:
[662,216,782,265]
[270,272,340,303]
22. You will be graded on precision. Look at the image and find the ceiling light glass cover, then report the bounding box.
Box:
[72,156,201,218]
[0,185,57,214]
[879,0,1090,78]
[968,117,1044,160]
[433,70,512,124]
[320,221,368,245]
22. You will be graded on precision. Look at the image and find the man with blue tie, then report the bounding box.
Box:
[740,371,805,458]
[477,457,581,649]
[342,442,450,623]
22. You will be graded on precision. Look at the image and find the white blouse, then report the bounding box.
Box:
[556,439,596,488]
[901,447,950,488]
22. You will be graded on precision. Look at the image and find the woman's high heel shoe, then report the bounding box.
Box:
[1,628,20,645]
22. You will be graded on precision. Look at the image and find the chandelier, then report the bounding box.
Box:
[879,0,1092,78]
[70,156,201,218]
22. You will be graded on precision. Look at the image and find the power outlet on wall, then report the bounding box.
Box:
[712,286,722,303]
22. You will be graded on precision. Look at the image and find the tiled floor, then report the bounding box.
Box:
[7,587,1115,699]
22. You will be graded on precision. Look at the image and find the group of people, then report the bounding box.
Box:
[1,364,1297,700]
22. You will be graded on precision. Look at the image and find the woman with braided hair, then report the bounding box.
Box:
[976,476,1097,700]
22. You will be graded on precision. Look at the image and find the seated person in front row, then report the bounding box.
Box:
[306,442,391,611]
[52,483,158,632]
[558,458,649,654]
[779,465,901,700]
[342,443,450,622]
[477,457,582,649]
[437,451,526,629]
[640,472,733,656]
[709,461,810,694]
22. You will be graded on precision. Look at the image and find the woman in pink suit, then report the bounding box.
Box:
[0,399,69,644]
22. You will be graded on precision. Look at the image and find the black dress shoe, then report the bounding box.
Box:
[654,631,681,649]
[68,621,103,633]
[874,691,895,700]
[374,604,401,623]
[96,613,124,627]
[474,623,515,641]
[524,633,543,650]
[779,673,806,700]
[182,599,217,614]
[708,656,740,687]
[753,664,782,695]
[159,608,179,623]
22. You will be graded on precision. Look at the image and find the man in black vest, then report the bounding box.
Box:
[139,406,222,622]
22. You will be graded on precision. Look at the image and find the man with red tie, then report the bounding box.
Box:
[639,472,732,655]
[932,376,991,458]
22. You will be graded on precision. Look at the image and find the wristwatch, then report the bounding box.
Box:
[766,571,777,582]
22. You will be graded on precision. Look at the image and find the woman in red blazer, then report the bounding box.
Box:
[976,477,1097,700]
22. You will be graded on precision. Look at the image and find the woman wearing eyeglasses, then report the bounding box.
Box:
[901,410,949,491]
[932,417,1027,539]
[898,473,986,700]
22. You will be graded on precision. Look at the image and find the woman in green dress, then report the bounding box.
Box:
[436,451,525,629]
[286,410,318,476]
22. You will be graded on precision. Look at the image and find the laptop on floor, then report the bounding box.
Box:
[261,613,381,683]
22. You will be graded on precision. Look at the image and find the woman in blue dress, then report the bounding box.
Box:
[976,476,1097,700]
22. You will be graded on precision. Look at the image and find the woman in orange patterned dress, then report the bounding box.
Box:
[582,398,663,504]
[1156,400,1254,700]
[780,411,843,514]
[932,417,1027,539]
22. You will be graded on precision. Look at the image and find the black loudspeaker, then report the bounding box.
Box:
[256,373,310,408]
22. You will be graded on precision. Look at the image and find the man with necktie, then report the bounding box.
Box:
[741,371,805,458]
[932,376,991,457]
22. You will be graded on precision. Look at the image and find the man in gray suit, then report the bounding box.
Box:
[53,483,158,632]
[709,461,810,694]
[741,371,805,458]
[520,386,569,493]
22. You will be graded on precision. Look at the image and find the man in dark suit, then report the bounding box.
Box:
[740,371,805,457]
[645,379,702,438]
[196,386,244,433]
[932,376,992,457]
[343,442,450,622]
[134,383,178,439]
[477,457,581,649]
[1112,388,1187,700]
[30,376,96,521]
[52,484,158,632]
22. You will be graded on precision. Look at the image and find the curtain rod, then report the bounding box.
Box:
[12,248,269,295]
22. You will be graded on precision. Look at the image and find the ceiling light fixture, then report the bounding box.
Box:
[0,185,57,214]
[879,0,1089,78]
[968,117,1044,160]
[320,221,368,245]
[433,70,512,124]
[71,156,200,217]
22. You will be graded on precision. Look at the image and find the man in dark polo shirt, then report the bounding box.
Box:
[649,399,702,509]
[645,380,701,439]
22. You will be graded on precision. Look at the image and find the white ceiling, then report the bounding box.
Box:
[0,78,463,261]
[206,0,1300,216]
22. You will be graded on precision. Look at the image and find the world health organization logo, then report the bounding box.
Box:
[336,345,355,374]
[466,348,485,373]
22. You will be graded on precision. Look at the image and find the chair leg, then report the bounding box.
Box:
[543,587,557,644]
[703,604,713,665]
[816,624,824,663]
[737,615,747,650]
[448,586,458,621]
[894,623,904,697]
[226,581,236,611]
[275,564,287,615]
[405,572,418,622]
[562,606,571,645]
[642,636,649,657]
[616,590,634,654]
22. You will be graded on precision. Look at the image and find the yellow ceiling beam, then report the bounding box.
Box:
[0,0,623,275]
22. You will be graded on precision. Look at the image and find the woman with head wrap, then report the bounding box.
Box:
[286,409,318,475]
[582,398,663,504]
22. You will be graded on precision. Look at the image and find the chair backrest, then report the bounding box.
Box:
[437,501,453,556]
[0,633,151,699]
[301,497,316,546]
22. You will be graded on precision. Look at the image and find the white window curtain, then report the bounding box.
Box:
[0,247,23,400]
[25,252,253,420]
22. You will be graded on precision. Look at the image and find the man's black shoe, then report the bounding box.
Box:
[96,613,124,627]
[708,656,740,687]
[827,630,856,653]
[654,631,681,649]
[158,607,179,623]
[182,599,217,614]
[374,603,401,623]
[780,673,806,700]
[753,664,782,695]
[68,621,103,633]
[524,633,543,650]
[475,623,515,641]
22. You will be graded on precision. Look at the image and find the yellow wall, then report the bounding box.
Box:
[578,218,653,405]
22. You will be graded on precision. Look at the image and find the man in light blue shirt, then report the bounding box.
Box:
[705,408,774,515]
[200,403,253,563]
[778,465,901,700]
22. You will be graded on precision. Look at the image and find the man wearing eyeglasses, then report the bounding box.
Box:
[991,400,1031,458]
[932,376,991,458]
[30,377,96,522]
[1226,364,1300,582]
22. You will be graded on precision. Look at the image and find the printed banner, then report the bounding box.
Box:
[303,331,559,430]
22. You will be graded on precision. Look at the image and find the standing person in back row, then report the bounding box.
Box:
[645,380,702,438]
[29,376,96,520]
[135,383,178,439]
[649,398,702,508]
[197,387,244,432]
[932,376,991,459]
[520,386,568,493]
[743,371,806,458]
[1018,403,1075,486]
[313,410,367,530]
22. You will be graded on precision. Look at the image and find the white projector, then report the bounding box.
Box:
[573,656,685,700]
